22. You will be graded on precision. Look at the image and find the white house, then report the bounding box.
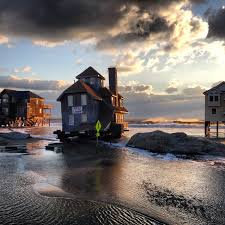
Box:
[203,81,225,137]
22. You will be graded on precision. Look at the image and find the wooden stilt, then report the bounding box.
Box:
[205,121,208,137]
[217,121,219,138]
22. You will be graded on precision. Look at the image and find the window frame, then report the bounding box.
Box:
[90,78,95,85]
[81,113,88,123]
[214,95,219,102]
[68,95,74,107]
[81,94,87,106]
[212,108,217,115]
[69,114,74,126]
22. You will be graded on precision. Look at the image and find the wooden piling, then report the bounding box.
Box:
[216,121,219,138]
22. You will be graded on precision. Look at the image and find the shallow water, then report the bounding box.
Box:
[0,123,225,224]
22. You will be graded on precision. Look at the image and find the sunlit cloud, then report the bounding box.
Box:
[14,66,32,73]
[0,34,9,44]
[32,40,67,48]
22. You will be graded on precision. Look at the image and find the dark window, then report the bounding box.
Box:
[209,96,213,102]
[215,96,219,101]
[212,108,217,114]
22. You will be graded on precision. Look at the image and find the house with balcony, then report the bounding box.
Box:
[0,89,52,127]
[203,82,225,137]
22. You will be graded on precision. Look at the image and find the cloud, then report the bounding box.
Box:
[0,75,70,91]
[182,86,206,96]
[165,79,181,94]
[0,34,9,44]
[0,1,207,48]
[33,40,67,48]
[119,83,153,95]
[114,51,145,75]
[165,87,178,94]
[121,88,204,119]
[207,8,225,39]
[0,0,210,73]
[14,66,32,73]
[211,81,223,87]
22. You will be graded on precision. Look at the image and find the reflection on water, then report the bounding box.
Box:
[0,123,225,224]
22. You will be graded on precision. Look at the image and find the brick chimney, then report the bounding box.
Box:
[108,67,118,95]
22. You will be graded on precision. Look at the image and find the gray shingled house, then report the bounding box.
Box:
[56,66,128,141]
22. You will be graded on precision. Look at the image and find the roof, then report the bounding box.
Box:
[203,81,225,95]
[76,66,105,80]
[0,89,43,99]
[57,80,102,101]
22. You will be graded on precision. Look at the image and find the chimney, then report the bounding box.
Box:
[108,67,118,95]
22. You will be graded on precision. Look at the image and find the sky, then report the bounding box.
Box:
[0,0,225,120]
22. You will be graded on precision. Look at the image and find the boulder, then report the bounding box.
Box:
[127,130,225,156]
[0,132,31,140]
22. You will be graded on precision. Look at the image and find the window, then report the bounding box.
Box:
[2,107,8,115]
[215,96,219,101]
[36,99,39,105]
[2,94,8,103]
[39,108,42,114]
[68,95,73,106]
[69,114,74,126]
[90,78,95,85]
[81,94,87,106]
[212,108,217,115]
[209,96,213,102]
[81,113,87,123]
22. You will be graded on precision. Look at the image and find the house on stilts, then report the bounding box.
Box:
[204,82,225,138]
[56,66,128,141]
[0,89,52,127]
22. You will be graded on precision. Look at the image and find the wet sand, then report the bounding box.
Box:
[0,124,225,224]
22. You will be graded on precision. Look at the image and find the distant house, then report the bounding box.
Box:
[203,82,225,137]
[57,66,128,140]
[0,89,52,127]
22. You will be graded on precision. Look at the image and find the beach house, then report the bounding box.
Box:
[0,89,52,127]
[203,82,225,137]
[56,66,128,141]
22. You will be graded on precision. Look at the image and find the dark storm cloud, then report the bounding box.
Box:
[0,0,205,42]
[97,16,171,49]
[207,8,225,39]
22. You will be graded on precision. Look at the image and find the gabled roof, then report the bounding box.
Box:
[0,89,43,99]
[203,81,225,95]
[76,66,105,80]
[57,80,102,101]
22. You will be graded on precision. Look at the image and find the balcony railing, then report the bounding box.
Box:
[44,104,53,109]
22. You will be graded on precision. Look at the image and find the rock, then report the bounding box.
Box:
[0,132,31,140]
[127,130,225,156]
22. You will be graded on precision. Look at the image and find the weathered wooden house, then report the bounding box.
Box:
[0,89,52,127]
[203,82,225,137]
[56,66,128,140]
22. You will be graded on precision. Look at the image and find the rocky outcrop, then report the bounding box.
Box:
[127,130,225,156]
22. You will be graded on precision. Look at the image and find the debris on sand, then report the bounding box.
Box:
[0,131,31,140]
